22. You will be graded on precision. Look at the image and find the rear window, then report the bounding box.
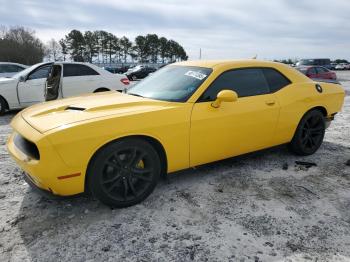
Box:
[63,64,99,77]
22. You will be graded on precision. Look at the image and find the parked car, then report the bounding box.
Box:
[335,63,350,70]
[330,63,337,70]
[103,66,130,74]
[126,65,156,80]
[0,62,27,78]
[0,62,129,115]
[7,60,345,208]
[296,58,332,69]
[296,66,337,80]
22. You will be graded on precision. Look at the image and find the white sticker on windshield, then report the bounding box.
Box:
[185,71,207,80]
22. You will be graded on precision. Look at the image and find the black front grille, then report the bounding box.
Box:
[14,134,40,160]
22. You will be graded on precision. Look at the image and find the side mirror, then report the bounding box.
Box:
[211,90,238,108]
[19,76,25,82]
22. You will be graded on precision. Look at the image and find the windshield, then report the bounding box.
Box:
[297,67,308,74]
[130,65,143,72]
[12,63,50,79]
[126,65,212,102]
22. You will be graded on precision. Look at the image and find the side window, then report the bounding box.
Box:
[14,65,25,72]
[308,67,317,75]
[63,64,99,77]
[7,65,24,72]
[199,68,270,102]
[262,68,291,93]
[317,67,328,73]
[27,65,51,80]
[0,64,23,73]
[0,65,23,73]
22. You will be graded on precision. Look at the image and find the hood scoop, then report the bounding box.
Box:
[65,106,86,111]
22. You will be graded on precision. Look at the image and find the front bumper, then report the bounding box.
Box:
[23,172,61,199]
[325,113,337,129]
[6,114,85,196]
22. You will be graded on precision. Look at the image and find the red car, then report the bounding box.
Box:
[297,66,337,80]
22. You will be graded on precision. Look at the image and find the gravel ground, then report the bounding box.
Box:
[0,72,349,262]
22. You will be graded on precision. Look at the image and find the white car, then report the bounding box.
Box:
[0,62,27,78]
[335,63,350,70]
[0,62,130,115]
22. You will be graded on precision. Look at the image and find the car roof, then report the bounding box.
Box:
[296,66,312,69]
[175,59,312,88]
[0,62,27,67]
[53,61,92,65]
[174,59,289,69]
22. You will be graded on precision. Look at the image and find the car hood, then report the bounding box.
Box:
[21,92,172,133]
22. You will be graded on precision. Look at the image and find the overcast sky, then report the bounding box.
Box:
[1,0,350,60]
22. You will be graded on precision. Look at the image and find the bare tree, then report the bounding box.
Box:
[46,39,61,61]
[59,39,68,61]
[0,26,45,64]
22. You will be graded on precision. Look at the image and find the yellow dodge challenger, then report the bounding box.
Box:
[7,60,345,207]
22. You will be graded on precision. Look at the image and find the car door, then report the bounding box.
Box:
[45,64,63,101]
[17,64,52,105]
[61,64,100,97]
[190,68,281,167]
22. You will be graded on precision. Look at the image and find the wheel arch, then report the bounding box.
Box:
[0,95,9,110]
[85,134,168,193]
[291,105,328,137]
[310,106,327,117]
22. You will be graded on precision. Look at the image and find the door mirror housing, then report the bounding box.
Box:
[211,90,238,108]
[19,76,26,82]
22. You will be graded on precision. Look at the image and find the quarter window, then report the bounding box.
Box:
[63,64,99,77]
[199,68,270,101]
[262,68,291,93]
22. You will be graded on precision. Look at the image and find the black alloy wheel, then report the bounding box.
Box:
[289,110,326,156]
[88,138,161,208]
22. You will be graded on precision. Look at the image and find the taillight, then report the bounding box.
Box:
[121,78,130,85]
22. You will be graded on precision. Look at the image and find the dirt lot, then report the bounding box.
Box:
[0,72,349,262]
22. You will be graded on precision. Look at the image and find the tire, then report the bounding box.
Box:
[288,110,326,156]
[87,138,161,208]
[0,96,7,116]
